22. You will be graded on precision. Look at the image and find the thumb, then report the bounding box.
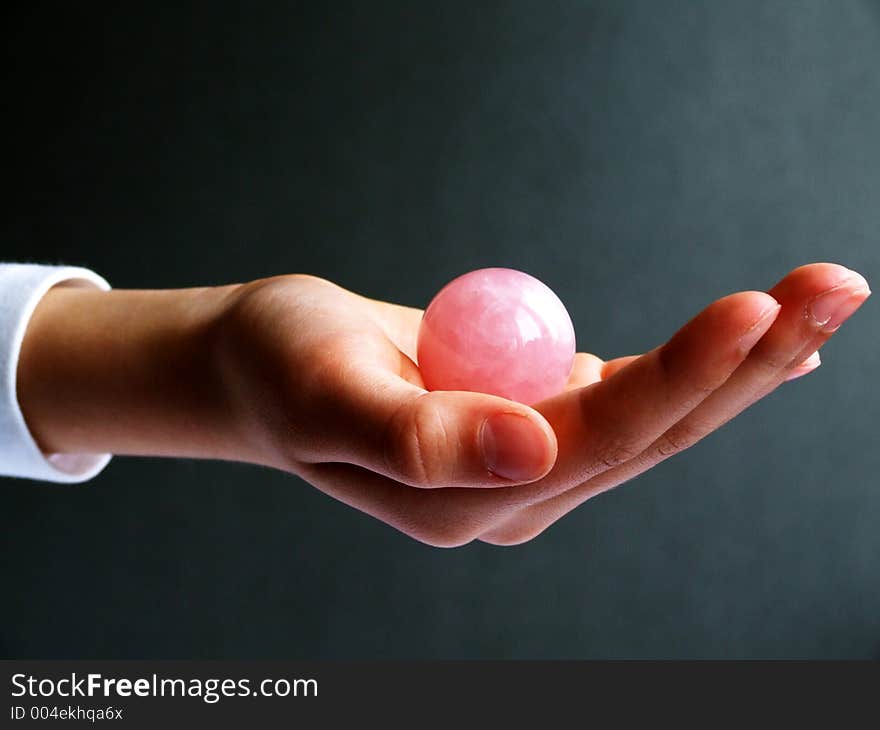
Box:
[320,367,557,489]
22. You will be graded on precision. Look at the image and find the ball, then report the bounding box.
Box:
[416,268,576,405]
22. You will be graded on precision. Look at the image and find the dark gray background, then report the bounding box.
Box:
[2,1,878,658]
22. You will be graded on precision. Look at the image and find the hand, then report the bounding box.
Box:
[213,263,870,546]
[18,264,870,547]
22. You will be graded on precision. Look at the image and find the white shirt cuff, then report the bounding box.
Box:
[0,263,113,483]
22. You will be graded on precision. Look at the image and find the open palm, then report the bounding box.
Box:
[215,264,869,546]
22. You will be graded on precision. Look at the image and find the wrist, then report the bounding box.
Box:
[17,282,245,461]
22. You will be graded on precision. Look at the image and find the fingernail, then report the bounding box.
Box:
[738,303,781,352]
[809,283,871,331]
[784,351,821,382]
[480,412,549,482]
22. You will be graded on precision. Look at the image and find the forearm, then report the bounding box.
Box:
[16,283,245,461]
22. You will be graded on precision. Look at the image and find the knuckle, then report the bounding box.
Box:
[751,345,797,374]
[760,353,792,373]
[384,395,452,488]
[692,382,718,398]
[594,439,641,470]
[654,421,702,457]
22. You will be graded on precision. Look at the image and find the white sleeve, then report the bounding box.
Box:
[0,263,113,483]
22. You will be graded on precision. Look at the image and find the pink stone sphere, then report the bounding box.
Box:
[416,268,576,405]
